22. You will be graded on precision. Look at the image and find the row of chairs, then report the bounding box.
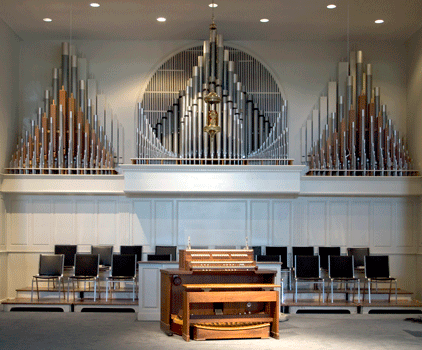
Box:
[293,254,397,304]
[31,253,138,302]
[254,246,369,270]
[54,245,178,268]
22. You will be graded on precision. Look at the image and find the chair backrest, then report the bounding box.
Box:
[295,255,320,278]
[365,255,390,279]
[155,246,177,261]
[147,254,171,261]
[328,255,354,279]
[318,247,341,270]
[292,246,314,267]
[252,246,262,258]
[39,254,64,276]
[74,254,99,277]
[347,247,369,268]
[91,245,113,266]
[54,245,77,267]
[120,245,143,262]
[111,254,137,278]
[256,255,281,262]
[265,246,288,267]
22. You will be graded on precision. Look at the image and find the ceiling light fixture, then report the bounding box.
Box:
[327,4,337,9]
[260,18,269,23]
[375,19,384,24]
[90,3,100,7]
[209,3,218,7]
[157,17,166,22]
[43,18,52,22]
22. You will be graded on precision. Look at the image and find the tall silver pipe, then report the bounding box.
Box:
[253,104,259,152]
[209,26,217,81]
[356,51,363,99]
[203,41,210,87]
[222,95,228,158]
[366,64,372,104]
[71,55,78,99]
[227,100,233,159]
[52,68,59,104]
[79,80,86,116]
[44,90,50,120]
[246,96,253,155]
[374,87,380,122]
[217,34,224,85]
[61,42,69,93]
[228,61,234,101]
[173,98,179,155]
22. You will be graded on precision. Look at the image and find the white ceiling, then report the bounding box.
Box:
[1,0,422,42]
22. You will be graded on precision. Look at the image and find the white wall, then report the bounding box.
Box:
[18,39,408,165]
[0,18,20,301]
[406,26,422,300]
[3,194,420,299]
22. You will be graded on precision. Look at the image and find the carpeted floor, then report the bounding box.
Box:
[0,312,421,349]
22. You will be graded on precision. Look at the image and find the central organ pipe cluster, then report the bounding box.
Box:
[135,23,290,165]
[8,42,120,175]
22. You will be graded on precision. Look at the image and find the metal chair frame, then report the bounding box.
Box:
[294,255,325,303]
[67,254,100,302]
[31,254,65,301]
[106,254,137,301]
[327,255,360,303]
[364,255,397,304]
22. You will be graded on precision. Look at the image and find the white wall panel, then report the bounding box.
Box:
[53,200,76,245]
[272,201,291,246]
[349,201,370,247]
[9,199,29,246]
[0,196,5,246]
[155,200,174,246]
[31,199,51,246]
[141,268,160,308]
[0,253,7,300]
[177,200,247,247]
[118,201,131,246]
[292,199,306,246]
[97,200,117,245]
[373,201,393,248]
[329,201,348,247]
[395,200,415,249]
[250,201,270,246]
[307,201,326,246]
[132,200,152,248]
[75,200,96,245]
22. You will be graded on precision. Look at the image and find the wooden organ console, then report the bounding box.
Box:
[160,249,280,341]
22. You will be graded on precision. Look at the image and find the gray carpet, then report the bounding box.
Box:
[0,312,421,349]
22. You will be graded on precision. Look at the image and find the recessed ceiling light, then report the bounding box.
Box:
[43,18,52,22]
[90,3,100,7]
[157,17,166,22]
[327,4,337,9]
[260,18,269,23]
[375,19,384,24]
[209,3,218,7]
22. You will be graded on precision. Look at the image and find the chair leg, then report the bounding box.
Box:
[331,280,334,303]
[368,279,372,304]
[36,278,40,300]
[31,278,34,302]
[357,280,361,303]
[295,280,298,303]
[322,280,325,303]
[132,279,135,302]
[106,280,109,301]
[94,278,97,302]
[395,280,398,304]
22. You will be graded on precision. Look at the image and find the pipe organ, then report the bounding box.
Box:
[7,42,120,175]
[134,23,290,165]
[302,50,417,176]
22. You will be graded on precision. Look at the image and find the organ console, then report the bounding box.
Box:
[160,248,280,341]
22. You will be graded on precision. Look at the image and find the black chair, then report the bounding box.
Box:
[364,255,397,303]
[91,245,113,267]
[54,245,77,267]
[266,246,291,289]
[120,245,143,262]
[252,246,262,259]
[147,254,171,261]
[328,255,360,303]
[31,254,65,301]
[155,246,177,261]
[67,254,100,301]
[294,255,325,303]
[318,247,341,270]
[292,246,314,266]
[256,254,281,262]
[106,254,137,301]
[347,247,370,270]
